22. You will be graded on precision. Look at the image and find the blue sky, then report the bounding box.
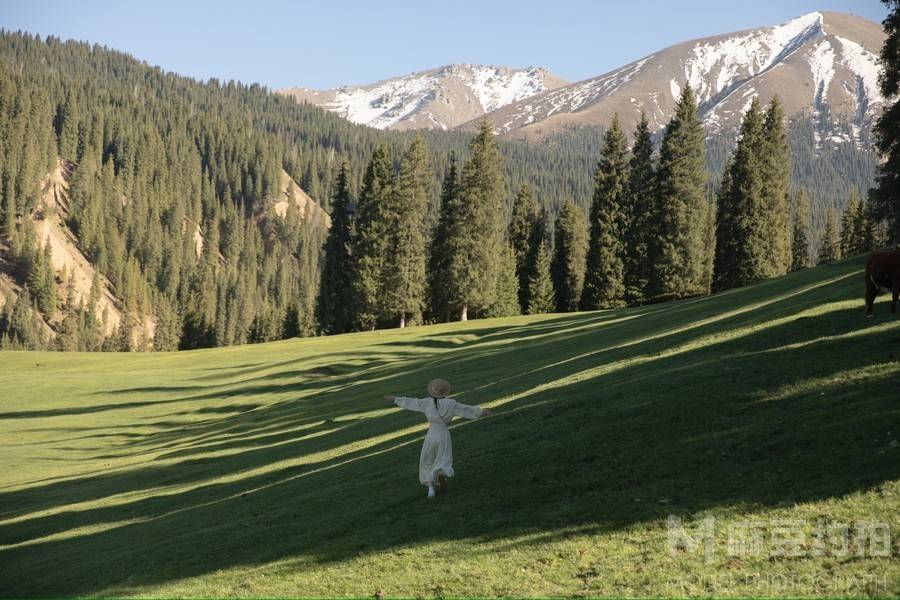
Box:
[0,0,888,90]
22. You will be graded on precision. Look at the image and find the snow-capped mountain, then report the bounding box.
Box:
[279,64,568,131]
[470,11,885,143]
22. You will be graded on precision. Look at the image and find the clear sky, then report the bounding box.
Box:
[0,0,889,90]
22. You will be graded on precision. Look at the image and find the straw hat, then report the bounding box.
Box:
[427,378,451,399]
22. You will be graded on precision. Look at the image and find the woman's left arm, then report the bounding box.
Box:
[453,400,492,419]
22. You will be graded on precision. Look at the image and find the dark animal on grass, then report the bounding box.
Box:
[864,249,900,316]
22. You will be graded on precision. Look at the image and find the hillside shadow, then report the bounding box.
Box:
[1,261,898,596]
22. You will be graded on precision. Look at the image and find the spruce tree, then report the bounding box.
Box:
[350,145,394,330]
[859,196,878,253]
[551,199,588,312]
[527,241,555,314]
[714,99,766,291]
[790,189,812,271]
[650,85,709,300]
[509,184,539,312]
[484,243,521,318]
[840,192,862,256]
[871,0,900,243]
[623,112,655,304]
[818,207,842,264]
[317,163,355,334]
[384,135,431,328]
[761,96,791,274]
[2,182,14,239]
[427,154,460,322]
[582,114,629,310]
[451,120,506,321]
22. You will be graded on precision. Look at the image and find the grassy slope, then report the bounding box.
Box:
[0,256,898,598]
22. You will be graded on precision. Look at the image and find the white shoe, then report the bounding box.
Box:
[427,486,436,499]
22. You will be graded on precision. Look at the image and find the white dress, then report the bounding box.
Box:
[394,396,484,486]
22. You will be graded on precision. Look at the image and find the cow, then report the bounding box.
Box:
[865,249,900,316]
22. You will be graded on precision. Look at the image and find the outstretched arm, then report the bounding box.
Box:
[453,400,492,419]
[386,395,427,413]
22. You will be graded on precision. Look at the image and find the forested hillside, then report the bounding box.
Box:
[0,32,882,351]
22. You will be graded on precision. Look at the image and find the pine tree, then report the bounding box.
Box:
[302,160,321,202]
[115,310,134,352]
[484,243,520,318]
[650,85,709,300]
[2,296,46,350]
[384,135,431,328]
[56,91,80,161]
[623,112,655,304]
[451,120,506,321]
[427,154,460,322]
[350,145,394,330]
[153,294,182,351]
[527,241,555,314]
[818,207,842,264]
[2,180,14,239]
[859,195,878,253]
[760,96,791,274]
[790,189,812,271]
[840,192,862,256]
[714,99,766,291]
[317,162,355,334]
[551,199,588,312]
[509,184,539,311]
[582,114,629,310]
[870,0,900,243]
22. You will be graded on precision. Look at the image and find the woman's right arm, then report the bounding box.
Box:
[388,396,426,413]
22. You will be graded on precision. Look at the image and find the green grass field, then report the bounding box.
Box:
[1,256,898,598]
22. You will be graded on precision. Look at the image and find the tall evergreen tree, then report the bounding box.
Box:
[623,112,655,304]
[840,191,862,256]
[350,145,394,330]
[650,85,709,300]
[450,120,506,321]
[527,241,556,315]
[428,154,460,322]
[485,243,521,318]
[384,135,431,328]
[509,184,539,312]
[818,207,842,264]
[714,98,766,291]
[761,96,791,274]
[859,195,879,252]
[790,189,812,271]
[870,0,900,243]
[582,114,629,310]
[317,163,355,334]
[551,199,588,312]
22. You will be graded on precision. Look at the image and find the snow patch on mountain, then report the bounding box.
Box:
[468,66,550,112]
[682,12,824,104]
[670,79,681,100]
[809,39,835,107]
[834,36,883,112]
[310,65,559,130]
[326,73,439,129]
[492,55,654,133]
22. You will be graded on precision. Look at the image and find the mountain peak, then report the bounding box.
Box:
[279,63,568,131]
[466,10,884,143]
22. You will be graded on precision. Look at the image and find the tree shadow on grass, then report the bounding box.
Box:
[1,260,898,596]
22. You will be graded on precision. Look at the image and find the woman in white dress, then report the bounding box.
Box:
[386,378,492,499]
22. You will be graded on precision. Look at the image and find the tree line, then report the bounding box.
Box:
[0,28,893,350]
